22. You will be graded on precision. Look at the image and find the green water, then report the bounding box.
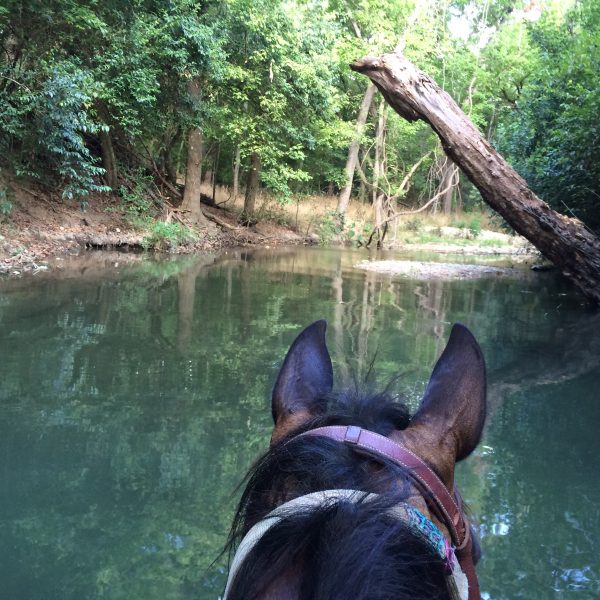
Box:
[1,247,598,599]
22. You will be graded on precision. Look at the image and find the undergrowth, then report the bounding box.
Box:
[142,221,197,251]
[315,211,373,246]
[316,210,344,245]
[118,169,157,226]
[450,215,482,238]
[0,188,13,221]
[117,170,197,250]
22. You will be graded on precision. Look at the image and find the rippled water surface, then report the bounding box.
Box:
[1,247,598,599]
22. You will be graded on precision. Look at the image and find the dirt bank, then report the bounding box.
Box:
[0,183,309,276]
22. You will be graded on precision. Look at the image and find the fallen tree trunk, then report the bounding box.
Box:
[351,52,600,306]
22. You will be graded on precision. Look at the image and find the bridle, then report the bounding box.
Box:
[298,425,482,600]
[224,424,482,600]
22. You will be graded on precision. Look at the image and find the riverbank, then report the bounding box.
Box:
[0,183,310,275]
[0,181,537,276]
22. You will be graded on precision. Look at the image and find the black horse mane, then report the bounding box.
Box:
[224,390,452,600]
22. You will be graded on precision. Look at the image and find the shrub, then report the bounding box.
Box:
[467,215,482,238]
[0,188,13,220]
[37,63,110,202]
[403,217,423,232]
[256,196,291,227]
[0,59,110,206]
[316,210,344,245]
[119,169,155,221]
[450,217,467,229]
[142,221,197,251]
[450,215,481,238]
[345,220,367,245]
[0,200,11,216]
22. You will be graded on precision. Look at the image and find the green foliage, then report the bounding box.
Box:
[39,62,111,201]
[451,214,482,238]
[1,0,599,235]
[0,185,13,219]
[467,215,482,238]
[404,217,424,233]
[316,210,345,245]
[345,220,370,246]
[119,170,156,220]
[142,221,197,251]
[255,196,292,227]
[0,52,109,201]
[216,0,345,199]
[0,0,227,204]
[451,217,467,229]
[495,0,600,231]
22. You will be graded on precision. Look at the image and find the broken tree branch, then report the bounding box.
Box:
[351,51,600,305]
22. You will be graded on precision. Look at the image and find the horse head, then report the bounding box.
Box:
[225,320,486,599]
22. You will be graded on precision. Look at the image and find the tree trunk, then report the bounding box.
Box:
[233,145,241,199]
[95,102,118,191]
[439,157,459,215]
[165,128,181,186]
[181,79,210,227]
[175,132,185,183]
[99,128,118,191]
[371,99,387,248]
[182,126,207,225]
[351,52,600,305]
[337,83,377,216]
[358,178,366,204]
[212,142,220,203]
[244,152,261,219]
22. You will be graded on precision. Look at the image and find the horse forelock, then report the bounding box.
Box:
[227,499,451,600]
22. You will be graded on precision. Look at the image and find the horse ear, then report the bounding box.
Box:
[396,324,486,487]
[271,320,333,441]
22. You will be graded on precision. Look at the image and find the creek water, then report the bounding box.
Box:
[0,247,598,599]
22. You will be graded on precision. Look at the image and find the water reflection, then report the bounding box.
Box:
[0,247,598,599]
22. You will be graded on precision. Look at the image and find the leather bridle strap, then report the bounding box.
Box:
[297,425,482,600]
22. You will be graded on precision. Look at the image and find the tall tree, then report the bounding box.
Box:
[371,98,388,245]
[218,0,341,218]
[243,152,261,219]
[336,83,376,216]
[181,78,209,226]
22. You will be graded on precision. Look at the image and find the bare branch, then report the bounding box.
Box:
[370,179,456,234]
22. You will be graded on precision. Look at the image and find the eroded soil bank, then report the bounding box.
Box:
[0,185,308,275]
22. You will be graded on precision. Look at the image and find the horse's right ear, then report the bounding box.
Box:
[394,323,486,489]
[271,320,333,443]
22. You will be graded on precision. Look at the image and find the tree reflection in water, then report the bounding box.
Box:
[0,248,598,599]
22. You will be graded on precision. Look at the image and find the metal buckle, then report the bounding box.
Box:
[344,425,362,444]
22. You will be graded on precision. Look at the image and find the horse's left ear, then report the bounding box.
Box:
[395,323,486,488]
[271,320,333,443]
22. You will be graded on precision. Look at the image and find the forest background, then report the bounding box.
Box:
[1,0,599,248]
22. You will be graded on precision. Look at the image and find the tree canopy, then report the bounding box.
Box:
[0,0,598,231]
